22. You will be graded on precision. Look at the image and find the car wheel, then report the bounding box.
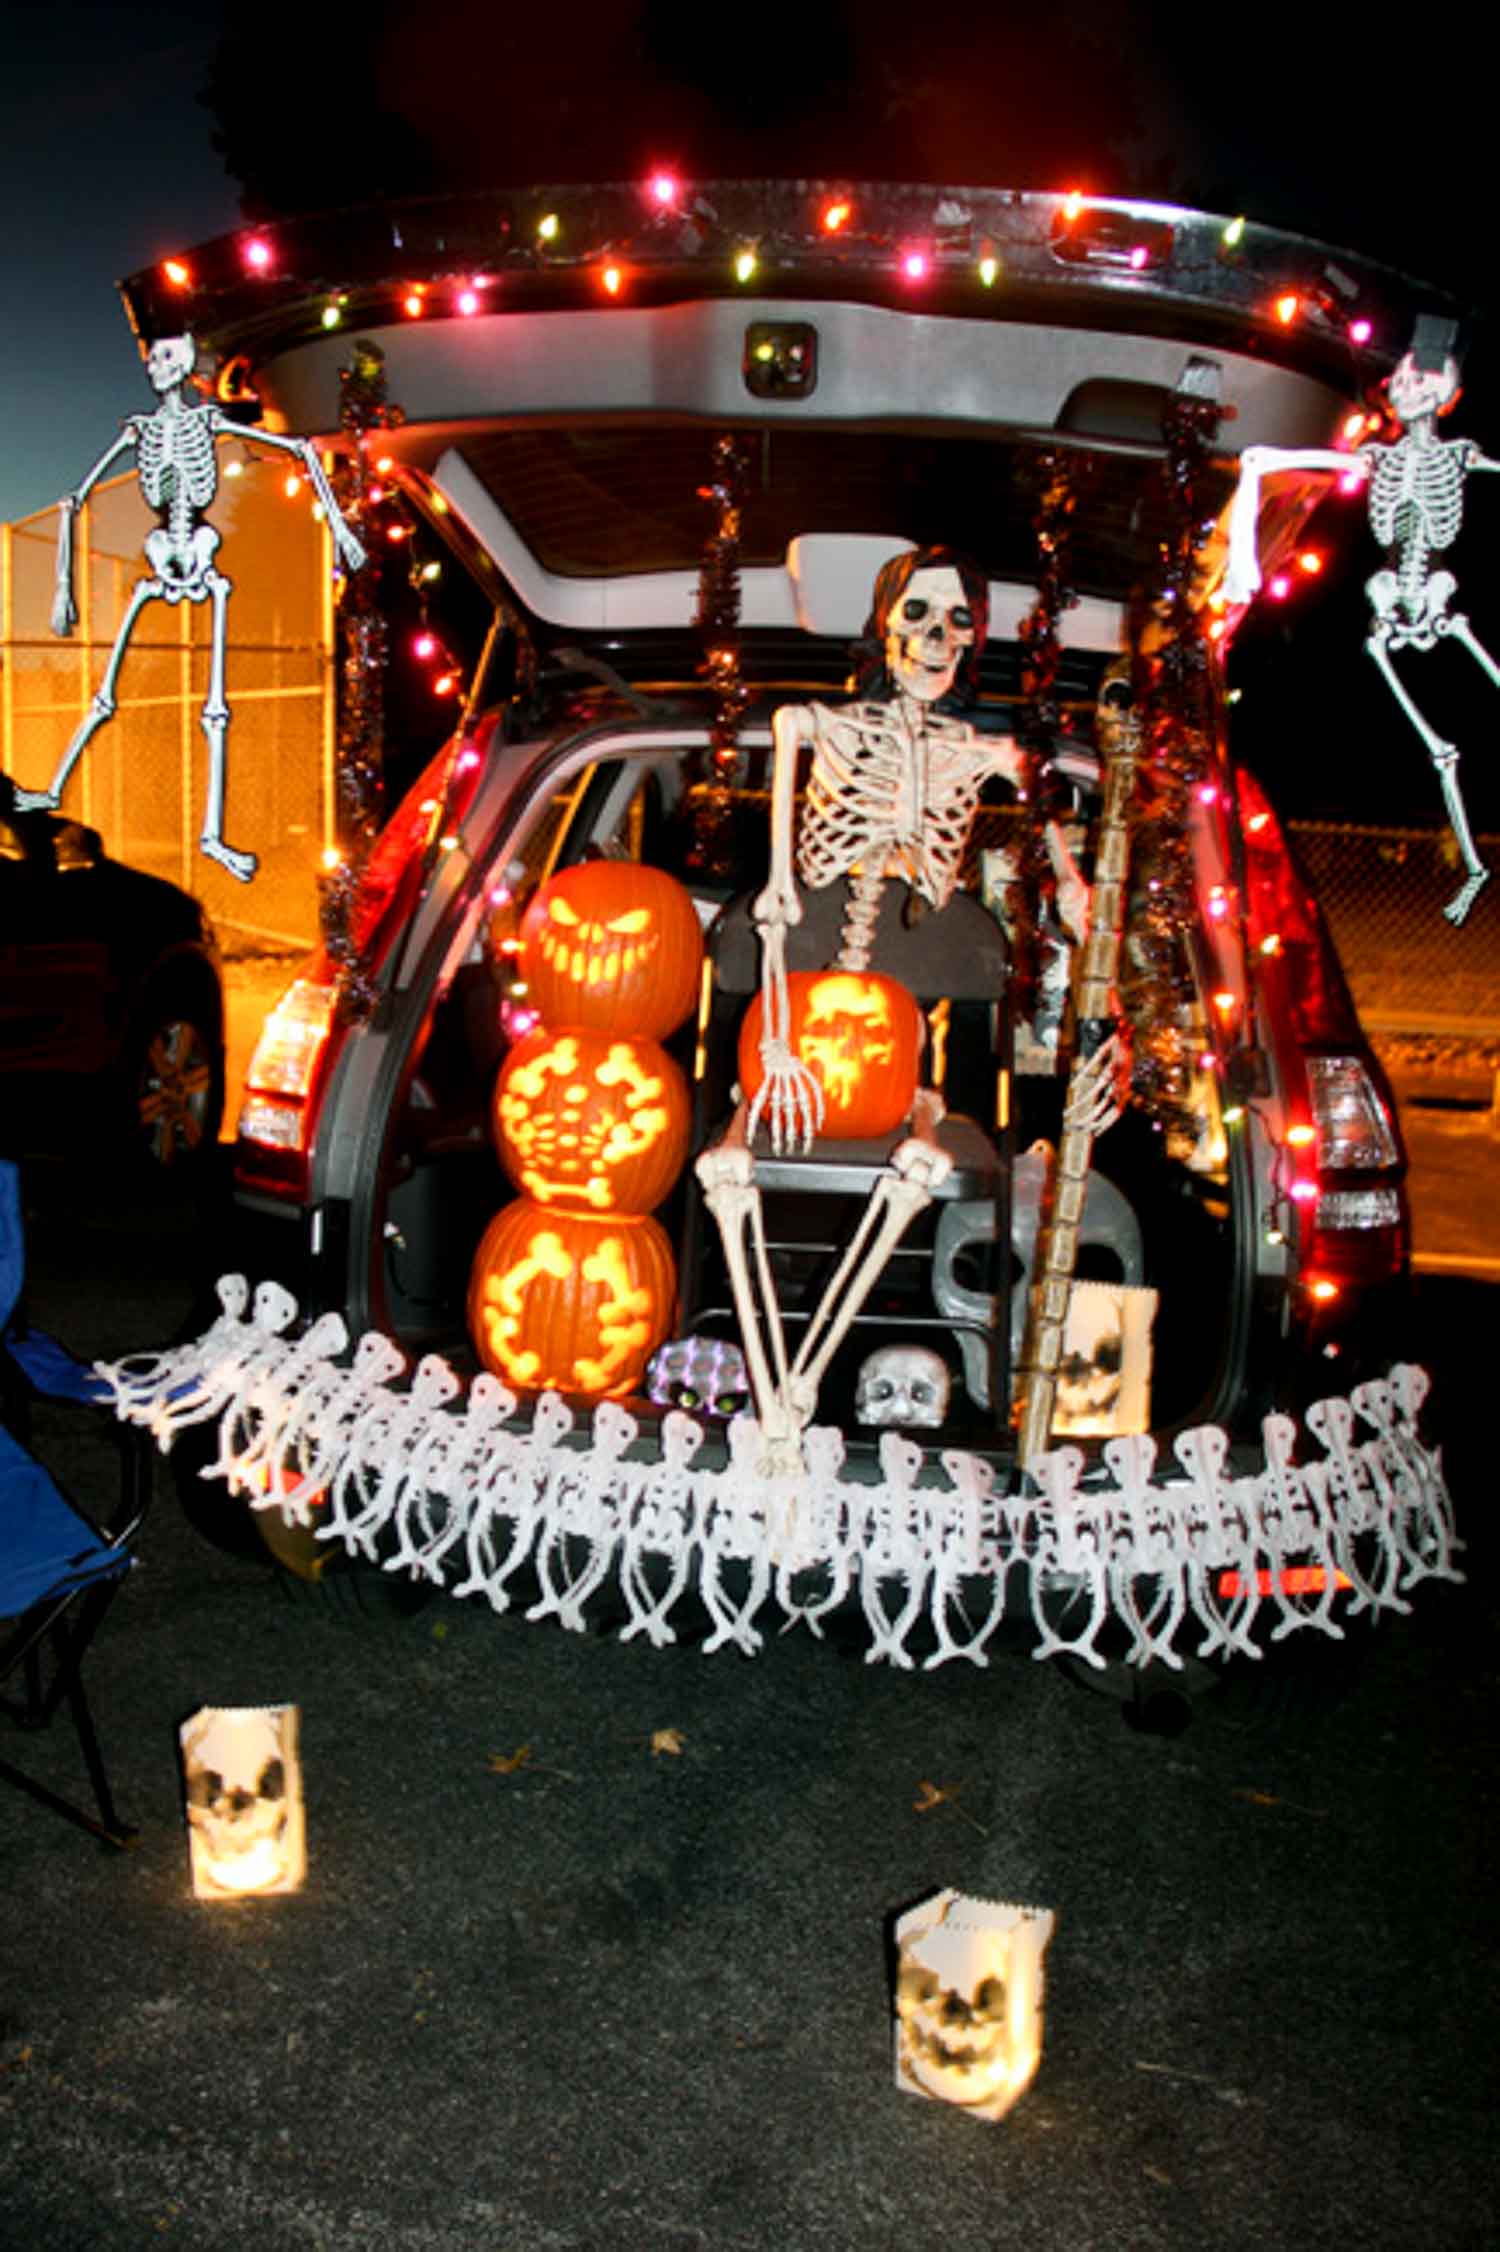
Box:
[120,1001,225,1171]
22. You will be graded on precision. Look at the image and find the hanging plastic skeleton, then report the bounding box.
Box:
[1224,316,1499,924]
[695,549,1027,1467]
[16,333,367,882]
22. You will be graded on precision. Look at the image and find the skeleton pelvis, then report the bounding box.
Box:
[145,521,221,593]
[738,970,924,1138]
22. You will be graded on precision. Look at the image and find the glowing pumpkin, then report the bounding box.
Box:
[738,970,924,1139]
[468,1200,676,1398]
[518,862,704,1038]
[492,1025,690,1215]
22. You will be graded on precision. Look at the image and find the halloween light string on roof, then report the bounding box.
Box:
[141,180,1405,370]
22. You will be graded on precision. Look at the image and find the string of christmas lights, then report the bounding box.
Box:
[133,182,1423,391]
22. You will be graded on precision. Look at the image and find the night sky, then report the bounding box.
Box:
[1,2,1490,823]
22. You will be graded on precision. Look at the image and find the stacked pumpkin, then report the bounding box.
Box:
[468,861,704,1399]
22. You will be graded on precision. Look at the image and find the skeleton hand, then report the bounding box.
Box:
[1065,1026,1131,1136]
[333,520,368,574]
[746,1039,825,1155]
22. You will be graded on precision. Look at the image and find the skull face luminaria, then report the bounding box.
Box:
[894,1890,1055,2120]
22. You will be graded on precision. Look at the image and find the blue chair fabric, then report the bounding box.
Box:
[1,1158,150,1847]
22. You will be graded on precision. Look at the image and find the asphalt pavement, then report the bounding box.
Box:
[2,1155,1496,2251]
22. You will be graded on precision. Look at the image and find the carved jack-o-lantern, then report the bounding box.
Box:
[737,969,923,1138]
[518,861,705,1038]
[894,1890,1055,2121]
[468,1199,676,1398]
[492,1026,690,1214]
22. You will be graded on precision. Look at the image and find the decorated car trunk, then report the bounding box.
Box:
[94,183,1464,1670]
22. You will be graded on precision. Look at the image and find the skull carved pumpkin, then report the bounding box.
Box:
[737,970,923,1138]
[468,1199,676,1398]
[492,1026,690,1215]
[517,861,705,1039]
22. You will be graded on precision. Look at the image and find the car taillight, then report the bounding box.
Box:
[1306,1054,1400,1171]
[1302,1051,1407,1286]
[236,972,342,1192]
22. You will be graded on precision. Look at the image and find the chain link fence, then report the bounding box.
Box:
[1,461,332,950]
[1288,820,1500,1035]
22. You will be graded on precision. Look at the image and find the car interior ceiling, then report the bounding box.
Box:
[377,731,1235,1440]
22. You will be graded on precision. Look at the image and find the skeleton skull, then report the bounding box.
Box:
[180,1705,305,1897]
[885,564,976,704]
[894,1890,1055,2119]
[1387,350,1461,427]
[145,333,198,394]
[855,1344,950,1427]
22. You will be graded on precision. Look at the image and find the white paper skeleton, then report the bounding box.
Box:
[15,334,366,882]
[696,548,1051,1468]
[1224,317,1499,925]
[105,1281,1459,1672]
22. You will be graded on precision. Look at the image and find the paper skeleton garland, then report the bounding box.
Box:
[1224,318,1499,925]
[15,334,366,882]
[99,1287,1460,1674]
[697,548,1063,1470]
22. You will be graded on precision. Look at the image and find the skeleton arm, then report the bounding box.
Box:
[51,425,141,637]
[746,701,824,1150]
[219,416,367,572]
[1223,444,1367,604]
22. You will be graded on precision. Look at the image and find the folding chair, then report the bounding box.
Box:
[1,1158,151,1848]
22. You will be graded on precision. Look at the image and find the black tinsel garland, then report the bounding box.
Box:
[1123,381,1224,1126]
[320,339,404,1022]
[686,432,751,877]
[1013,450,1082,1016]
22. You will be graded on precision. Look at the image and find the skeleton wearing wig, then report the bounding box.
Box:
[752,546,1078,1152]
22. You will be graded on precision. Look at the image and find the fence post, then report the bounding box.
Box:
[1,520,12,775]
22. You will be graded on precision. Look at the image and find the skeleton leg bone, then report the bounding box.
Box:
[784,1092,954,1414]
[197,566,257,881]
[1366,626,1491,923]
[695,1110,798,1469]
[15,576,161,812]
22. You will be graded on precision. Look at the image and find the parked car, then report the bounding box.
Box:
[114,183,1443,1656]
[0,777,225,1172]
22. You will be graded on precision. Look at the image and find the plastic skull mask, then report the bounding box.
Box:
[855,1344,950,1428]
[885,564,976,704]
